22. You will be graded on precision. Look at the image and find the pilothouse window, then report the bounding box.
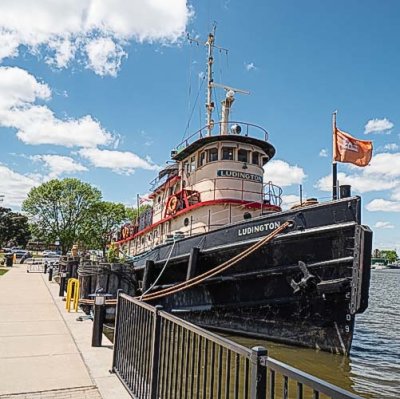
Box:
[190,156,196,172]
[252,152,260,165]
[198,151,206,167]
[207,148,218,162]
[222,147,235,160]
[238,149,249,163]
[262,156,269,165]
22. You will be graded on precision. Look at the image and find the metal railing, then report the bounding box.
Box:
[174,121,270,153]
[112,293,364,399]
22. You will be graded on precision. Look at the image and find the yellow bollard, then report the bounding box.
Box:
[66,278,80,312]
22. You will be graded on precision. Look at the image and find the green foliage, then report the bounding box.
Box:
[86,201,128,255]
[379,250,398,264]
[0,207,31,248]
[22,178,101,254]
[127,204,152,221]
[106,242,120,263]
[0,269,9,276]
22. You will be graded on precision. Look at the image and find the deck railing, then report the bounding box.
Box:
[112,293,364,399]
[174,121,270,153]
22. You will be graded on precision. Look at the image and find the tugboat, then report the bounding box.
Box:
[116,30,372,355]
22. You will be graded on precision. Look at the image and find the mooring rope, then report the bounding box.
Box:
[138,220,293,302]
[140,239,177,299]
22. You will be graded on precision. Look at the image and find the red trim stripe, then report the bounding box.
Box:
[115,200,281,245]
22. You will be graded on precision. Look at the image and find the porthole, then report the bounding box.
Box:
[244,212,252,220]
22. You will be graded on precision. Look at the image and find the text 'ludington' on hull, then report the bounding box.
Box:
[114,29,372,355]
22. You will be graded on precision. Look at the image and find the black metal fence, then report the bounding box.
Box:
[112,293,364,399]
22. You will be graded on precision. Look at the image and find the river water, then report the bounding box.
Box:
[225,269,400,399]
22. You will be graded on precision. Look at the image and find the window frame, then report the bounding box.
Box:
[238,148,249,163]
[221,146,236,161]
[207,147,219,163]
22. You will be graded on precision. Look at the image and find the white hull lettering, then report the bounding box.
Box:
[217,169,262,183]
[238,221,281,236]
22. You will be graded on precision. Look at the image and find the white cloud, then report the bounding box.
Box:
[315,172,398,194]
[374,221,395,229]
[319,149,328,157]
[264,160,306,187]
[85,37,126,77]
[31,155,87,179]
[0,1,192,76]
[366,199,400,212]
[364,118,394,134]
[384,143,399,151]
[0,165,40,208]
[0,66,51,109]
[0,66,114,147]
[281,194,300,210]
[79,148,159,175]
[316,152,400,195]
[245,62,257,71]
[364,152,400,178]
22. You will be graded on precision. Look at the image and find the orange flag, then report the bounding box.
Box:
[334,128,373,167]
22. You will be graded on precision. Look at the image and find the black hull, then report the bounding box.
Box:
[132,197,372,355]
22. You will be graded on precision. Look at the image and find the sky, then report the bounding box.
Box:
[0,0,400,251]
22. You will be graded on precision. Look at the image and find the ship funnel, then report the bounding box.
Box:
[220,91,235,135]
[340,185,351,198]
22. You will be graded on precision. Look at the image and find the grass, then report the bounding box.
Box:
[0,268,9,276]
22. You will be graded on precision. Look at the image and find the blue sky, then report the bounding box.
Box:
[1,0,400,251]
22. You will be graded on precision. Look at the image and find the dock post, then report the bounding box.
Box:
[92,294,107,347]
[142,260,155,292]
[250,346,267,399]
[186,247,200,280]
[150,305,163,399]
[59,272,67,297]
[48,266,53,281]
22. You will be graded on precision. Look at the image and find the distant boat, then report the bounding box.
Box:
[371,262,388,270]
[387,263,400,270]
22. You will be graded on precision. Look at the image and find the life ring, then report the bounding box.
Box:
[167,195,178,214]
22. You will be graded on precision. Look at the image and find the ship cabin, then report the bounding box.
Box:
[118,121,283,256]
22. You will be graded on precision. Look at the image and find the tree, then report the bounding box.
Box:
[87,201,128,255]
[126,204,152,221]
[379,250,398,264]
[22,178,101,254]
[0,207,31,248]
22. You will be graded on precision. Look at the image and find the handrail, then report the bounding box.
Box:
[265,357,364,399]
[112,292,366,399]
[175,121,270,153]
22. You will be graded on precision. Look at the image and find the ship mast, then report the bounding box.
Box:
[206,28,215,136]
[189,27,247,136]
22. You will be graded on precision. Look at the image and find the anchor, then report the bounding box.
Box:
[290,261,319,294]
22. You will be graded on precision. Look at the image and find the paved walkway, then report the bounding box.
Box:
[0,264,130,399]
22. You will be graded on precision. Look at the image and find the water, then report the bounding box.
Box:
[224,269,400,399]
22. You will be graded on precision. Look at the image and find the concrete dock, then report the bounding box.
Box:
[0,264,130,399]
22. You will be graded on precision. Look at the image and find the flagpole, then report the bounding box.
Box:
[136,194,140,221]
[332,111,338,200]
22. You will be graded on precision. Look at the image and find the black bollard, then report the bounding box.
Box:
[59,272,67,297]
[48,267,53,281]
[92,295,106,347]
[44,264,48,274]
